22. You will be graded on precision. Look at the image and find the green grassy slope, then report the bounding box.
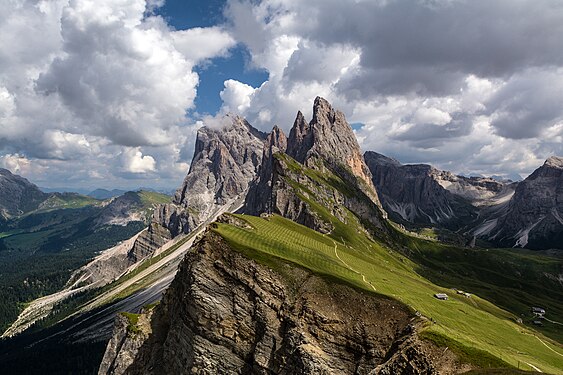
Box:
[209,150,562,373]
[214,214,563,373]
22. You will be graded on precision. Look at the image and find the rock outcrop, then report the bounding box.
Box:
[126,115,266,264]
[245,97,388,236]
[99,308,155,375]
[480,156,563,249]
[153,114,266,238]
[0,168,47,220]
[364,152,521,234]
[100,228,467,374]
[287,97,383,209]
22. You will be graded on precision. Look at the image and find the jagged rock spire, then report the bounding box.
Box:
[244,125,287,216]
[286,110,311,163]
[286,96,384,212]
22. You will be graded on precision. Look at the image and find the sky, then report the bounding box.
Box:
[0,0,562,191]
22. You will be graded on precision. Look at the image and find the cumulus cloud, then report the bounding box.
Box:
[122,148,156,173]
[172,26,236,62]
[221,0,563,178]
[0,0,235,189]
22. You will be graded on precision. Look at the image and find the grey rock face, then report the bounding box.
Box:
[486,156,563,249]
[127,115,266,263]
[365,152,478,229]
[102,228,466,375]
[156,114,266,238]
[245,125,288,215]
[99,310,154,375]
[288,97,383,209]
[0,168,47,220]
[245,97,388,235]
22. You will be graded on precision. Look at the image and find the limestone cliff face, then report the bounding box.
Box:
[155,114,266,238]
[126,115,266,264]
[99,309,155,375]
[287,97,383,210]
[244,125,288,215]
[245,98,388,236]
[100,227,466,375]
[484,156,563,249]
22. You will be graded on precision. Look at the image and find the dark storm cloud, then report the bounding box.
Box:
[291,0,563,96]
[486,69,563,139]
[393,113,473,148]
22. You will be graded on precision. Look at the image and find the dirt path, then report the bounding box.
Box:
[525,362,543,372]
[533,336,563,358]
[328,237,376,292]
[544,318,563,326]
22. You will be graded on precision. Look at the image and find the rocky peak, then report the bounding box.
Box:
[286,110,312,163]
[365,152,477,229]
[488,156,563,249]
[137,114,266,258]
[243,125,288,216]
[265,125,288,155]
[544,155,563,169]
[364,151,402,167]
[286,97,383,210]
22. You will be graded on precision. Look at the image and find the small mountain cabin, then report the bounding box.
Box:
[531,307,546,315]
[434,293,448,300]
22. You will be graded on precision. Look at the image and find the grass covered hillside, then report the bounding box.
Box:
[211,151,563,374]
[214,214,562,374]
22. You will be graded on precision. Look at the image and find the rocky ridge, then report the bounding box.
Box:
[365,151,479,229]
[99,227,468,375]
[124,115,266,266]
[151,114,266,238]
[244,97,388,236]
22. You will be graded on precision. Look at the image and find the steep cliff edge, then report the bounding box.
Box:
[364,151,479,229]
[100,227,467,374]
[125,114,266,265]
[244,97,388,236]
[287,97,383,210]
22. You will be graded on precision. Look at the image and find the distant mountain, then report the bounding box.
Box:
[39,187,91,194]
[0,187,170,336]
[0,168,48,220]
[88,189,128,200]
[474,156,563,249]
[364,152,515,231]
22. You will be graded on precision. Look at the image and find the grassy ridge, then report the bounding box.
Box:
[214,214,563,373]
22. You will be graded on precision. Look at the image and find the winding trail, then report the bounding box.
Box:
[327,236,376,292]
[544,318,563,326]
[533,336,563,358]
[525,362,543,372]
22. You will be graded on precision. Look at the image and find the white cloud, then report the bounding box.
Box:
[0,154,31,174]
[220,0,563,178]
[172,27,236,62]
[0,0,235,189]
[413,107,452,126]
[122,148,156,173]
[220,79,256,113]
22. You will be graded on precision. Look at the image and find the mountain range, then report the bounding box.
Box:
[0,98,561,374]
